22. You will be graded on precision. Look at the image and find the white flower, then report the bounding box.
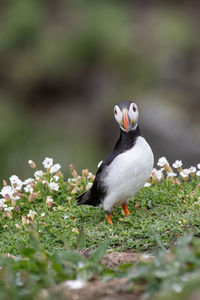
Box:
[46,196,54,203]
[24,185,34,193]
[43,157,53,169]
[157,170,163,181]
[65,279,86,290]
[78,262,85,268]
[180,170,189,178]
[4,206,14,212]
[23,178,34,185]
[182,168,190,175]
[86,182,93,190]
[152,168,157,174]
[42,180,48,185]
[144,182,151,187]
[68,178,76,183]
[87,172,93,179]
[10,175,19,183]
[196,171,200,176]
[50,175,59,182]
[34,170,43,180]
[152,168,163,181]
[50,164,61,174]
[157,157,169,167]
[97,160,103,168]
[0,198,6,206]
[54,175,59,181]
[41,212,45,217]
[28,210,37,216]
[0,186,14,198]
[168,172,177,177]
[197,164,200,169]
[27,210,37,220]
[71,187,80,194]
[46,196,55,208]
[49,182,59,191]
[172,283,183,293]
[172,160,182,169]
[188,166,196,173]
[10,175,23,191]
[13,196,20,201]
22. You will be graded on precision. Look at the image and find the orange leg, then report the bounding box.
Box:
[122,203,130,217]
[105,213,113,224]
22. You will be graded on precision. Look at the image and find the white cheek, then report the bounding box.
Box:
[129,109,135,121]
[115,114,121,123]
[114,107,122,123]
[129,105,139,123]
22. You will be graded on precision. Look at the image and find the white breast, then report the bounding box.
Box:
[103,136,154,212]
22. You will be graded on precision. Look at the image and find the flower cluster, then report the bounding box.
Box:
[0,157,96,225]
[67,164,95,202]
[146,157,200,187]
[0,158,63,221]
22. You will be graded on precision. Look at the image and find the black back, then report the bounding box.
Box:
[76,126,141,207]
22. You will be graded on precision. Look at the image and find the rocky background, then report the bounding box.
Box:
[0,0,200,181]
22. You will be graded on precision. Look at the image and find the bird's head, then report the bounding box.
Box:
[114,101,139,133]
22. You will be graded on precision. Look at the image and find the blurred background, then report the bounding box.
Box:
[0,0,200,182]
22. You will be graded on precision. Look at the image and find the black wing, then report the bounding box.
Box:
[76,162,106,206]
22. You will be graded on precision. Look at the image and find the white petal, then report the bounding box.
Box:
[157,157,169,167]
[43,157,54,169]
[168,172,177,177]
[86,182,93,190]
[50,164,61,174]
[65,279,86,290]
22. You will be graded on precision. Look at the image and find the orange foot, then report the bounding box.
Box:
[105,213,113,224]
[122,203,131,217]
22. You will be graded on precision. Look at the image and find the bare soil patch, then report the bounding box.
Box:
[54,251,153,300]
[101,251,153,267]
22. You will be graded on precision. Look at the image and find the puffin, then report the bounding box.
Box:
[76,100,154,224]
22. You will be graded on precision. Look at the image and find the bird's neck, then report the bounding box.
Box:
[121,125,141,140]
[114,125,141,151]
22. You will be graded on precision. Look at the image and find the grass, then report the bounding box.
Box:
[0,158,200,299]
[0,177,200,255]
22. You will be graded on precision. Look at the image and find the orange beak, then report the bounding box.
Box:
[124,111,129,132]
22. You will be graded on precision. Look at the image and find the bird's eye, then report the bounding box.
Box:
[115,109,117,115]
[132,105,137,112]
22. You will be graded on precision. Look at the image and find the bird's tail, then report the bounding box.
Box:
[76,189,93,206]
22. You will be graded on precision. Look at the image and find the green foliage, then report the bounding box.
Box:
[122,233,200,299]
[89,241,109,264]
[1,228,200,299]
[0,227,109,299]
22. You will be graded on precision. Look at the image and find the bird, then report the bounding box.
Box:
[76,100,154,224]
